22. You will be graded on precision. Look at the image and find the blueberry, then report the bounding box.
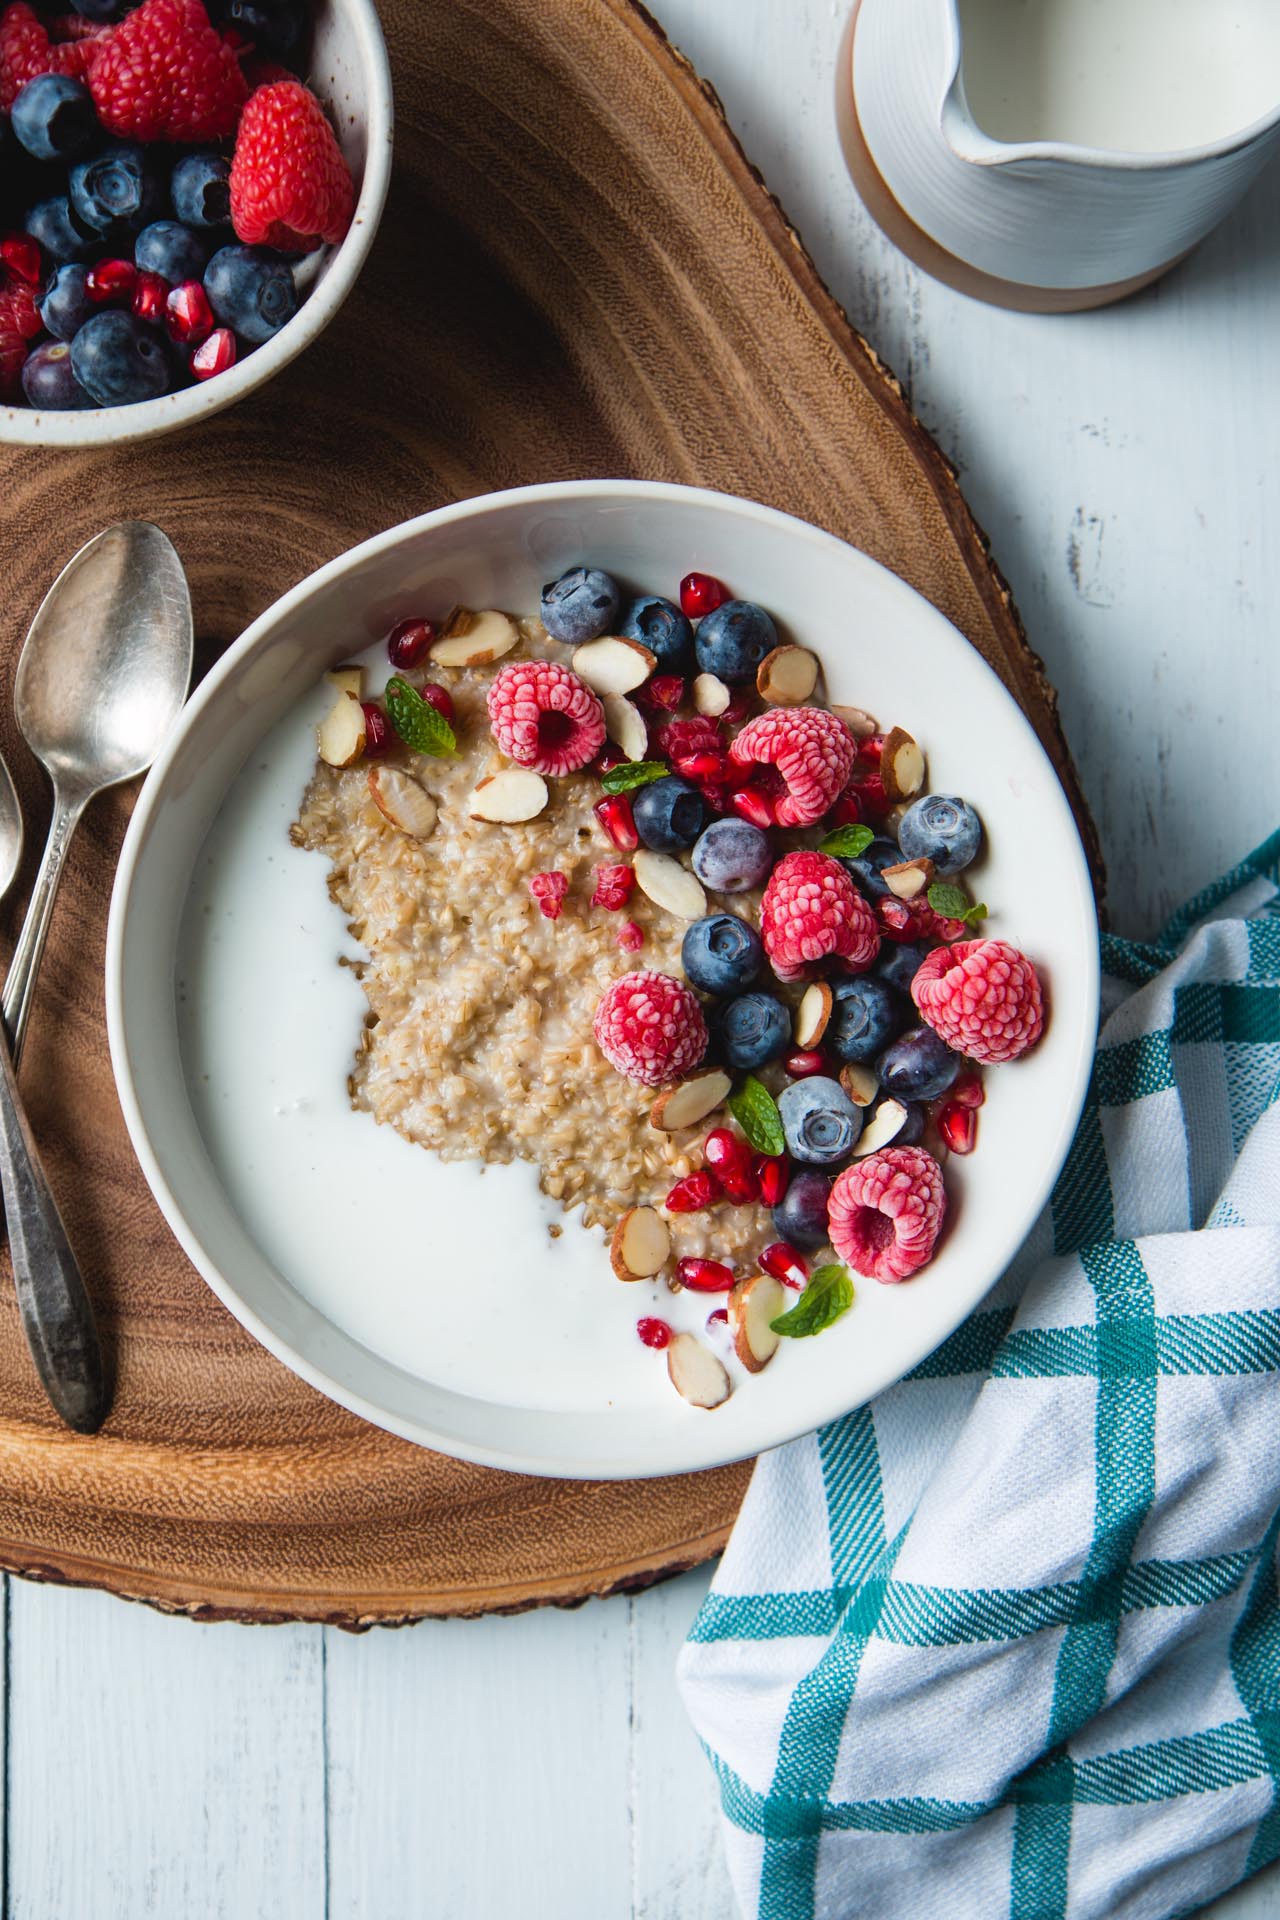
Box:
[71,310,170,406]
[716,992,791,1071]
[772,1169,833,1252]
[618,594,694,673]
[20,340,94,410]
[778,1076,862,1165]
[11,75,98,161]
[38,263,94,342]
[25,195,96,263]
[632,775,705,852]
[170,151,232,229]
[691,819,772,894]
[135,220,208,285]
[829,976,908,1063]
[70,143,163,234]
[540,566,621,644]
[876,1026,961,1103]
[70,0,129,17]
[224,0,307,53]
[876,941,931,995]
[682,914,762,996]
[897,795,983,876]
[837,835,901,901]
[204,244,298,344]
[693,599,777,685]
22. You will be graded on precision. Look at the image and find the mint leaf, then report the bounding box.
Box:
[818,825,873,860]
[770,1263,854,1339]
[728,1075,785,1156]
[927,882,988,926]
[385,676,456,757]
[600,761,669,794]
[960,902,988,925]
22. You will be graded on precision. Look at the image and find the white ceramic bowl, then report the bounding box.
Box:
[106,481,1099,1479]
[0,0,391,447]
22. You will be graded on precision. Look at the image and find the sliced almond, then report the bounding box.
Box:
[468,768,548,823]
[650,1068,732,1133]
[728,1274,787,1373]
[882,857,934,901]
[757,645,819,706]
[852,1097,910,1157]
[429,607,520,668]
[794,982,833,1049]
[880,726,925,802]
[633,850,707,921]
[367,766,437,838]
[666,1332,731,1409]
[692,672,731,717]
[832,703,879,740]
[839,1062,879,1107]
[610,1206,671,1281]
[882,803,910,841]
[318,691,366,768]
[571,635,656,696]
[602,692,649,762]
[326,664,364,700]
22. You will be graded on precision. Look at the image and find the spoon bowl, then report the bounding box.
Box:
[0,754,23,908]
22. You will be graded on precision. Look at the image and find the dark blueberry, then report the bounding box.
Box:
[224,0,307,53]
[70,143,164,235]
[71,310,170,406]
[632,775,705,852]
[204,244,298,344]
[829,976,908,1063]
[20,340,95,410]
[681,914,762,996]
[691,818,772,894]
[693,599,777,685]
[170,151,232,229]
[876,941,932,995]
[539,566,620,644]
[38,263,94,342]
[716,992,791,1071]
[772,1169,833,1252]
[618,594,694,673]
[876,1026,961,1103]
[11,75,98,162]
[135,220,208,285]
[778,1076,862,1165]
[837,835,901,901]
[25,195,97,264]
[70,0,129,17]
[897,794,983,876]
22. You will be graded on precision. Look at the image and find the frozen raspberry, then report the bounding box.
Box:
[592,864,635,911]
[528,871,568,921]
[230,79,354,251]
[759,850,878,982]
[728,706,855,828]
[911,939,1045,1065]
[828,1146,945,1283]
[487,659,605,777]
[0,3,88,112]
[617,920,644,952]
[593,970,707,1087]
[88,0,247,141]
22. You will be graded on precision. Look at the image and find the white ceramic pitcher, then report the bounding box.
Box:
[839,0,1280,311]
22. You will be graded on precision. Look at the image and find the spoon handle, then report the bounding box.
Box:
[2,792,84,1067]
[0,1023,107,1432]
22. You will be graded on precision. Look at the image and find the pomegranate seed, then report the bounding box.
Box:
[760,1242,809,1289]
[86,258,136,305]
[665,1169,722,1213]
[617,919,644,951]
[0,232,42,285]
[754,1154,790,1207]
[675,749,734,783]
[680,572,727,619]
[645,675,685,712]
[595,793,639,852]
[703,1127,753,1181]
[388,618,436,669]
[827,787,864,827]
[721,1167,761,1205]
[938,1101,977,1154]
[636,1316,671,1350]
[361,702,391,756]
[190,328,236,379]
[696,782,728,816]
[729,787,775,829]
[131,270,169,324]
[853,770,889,816]
[677,1256,735,1294]
[166,280,213,345]
[857,732,887,767]
[705,1308,729,1331]
[418,681,455,724]
[596,745,627,774]
[785,1049,828,1079]
[951,1073,985,1110]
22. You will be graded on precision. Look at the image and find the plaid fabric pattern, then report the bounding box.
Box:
[678,831,1280,1920]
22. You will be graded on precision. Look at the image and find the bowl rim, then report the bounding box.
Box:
[0,0,393,449]
[105,478,1101,1477]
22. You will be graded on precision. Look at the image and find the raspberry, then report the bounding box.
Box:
[488,659,605,777]
[617,920,644,952]
[230,79,354,252]
[828,1146,945,1283]
[593,970,707,1087]
[88,0,247,141]
[592,864,635,911]
[728,706,855,828]
[911,939,1045,1065]
[655,715,721,763]
[0,3,88,112]
[759,850,879,982]
[528,871,568,921]
[0,282,39,400]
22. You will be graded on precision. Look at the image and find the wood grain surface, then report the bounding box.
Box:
[0,0,1097,1625]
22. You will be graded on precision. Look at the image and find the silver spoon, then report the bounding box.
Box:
[0,523,193,1432]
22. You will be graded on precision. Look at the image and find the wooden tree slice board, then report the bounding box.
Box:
[0,0,1100,1626]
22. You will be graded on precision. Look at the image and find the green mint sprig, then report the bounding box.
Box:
[928,881,987,925]
[600,761,669,795]
[818,824,874,860]
[770,1263,855,1339]
[728,1075,785,1157]
[384,676,457,757]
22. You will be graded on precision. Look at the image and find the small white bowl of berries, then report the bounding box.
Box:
[0,0,390,443]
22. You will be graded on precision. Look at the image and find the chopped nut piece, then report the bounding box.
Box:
[367,766,437,837]
[666,1332,731,1408]
[650,1069,733,1133]
[794,981,833,1048]
[571,635,657,695]
[633,850,707,921]
[757,645,819,706]
[469,769,549,822]
[610,1206,672,1280]
[430,608,520,668]
[318,692,366,768]
[729,1274,787,1372]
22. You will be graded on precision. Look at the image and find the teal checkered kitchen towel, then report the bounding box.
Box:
[678,832,1280,1920]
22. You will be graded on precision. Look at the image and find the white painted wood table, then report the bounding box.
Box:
[10,4,1280,1916]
